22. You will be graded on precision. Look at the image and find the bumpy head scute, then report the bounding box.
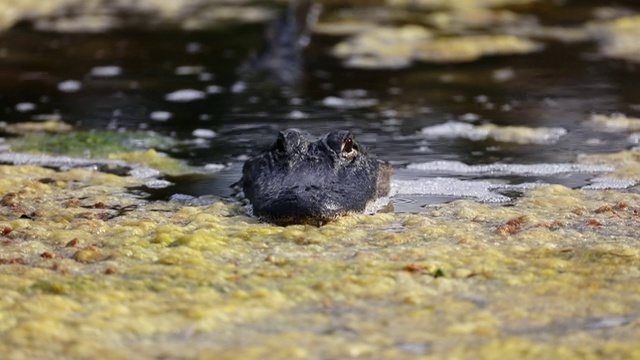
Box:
[240,129,390,225]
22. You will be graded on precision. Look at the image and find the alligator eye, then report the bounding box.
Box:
[341,136,354,154]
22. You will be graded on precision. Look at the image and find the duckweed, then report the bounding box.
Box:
[0,159,638,358]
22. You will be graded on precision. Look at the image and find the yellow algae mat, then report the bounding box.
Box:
[0,163,639,359]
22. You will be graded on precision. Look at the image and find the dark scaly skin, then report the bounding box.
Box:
[240,129,392,226]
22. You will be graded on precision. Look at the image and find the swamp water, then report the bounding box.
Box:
[0,0,639,358]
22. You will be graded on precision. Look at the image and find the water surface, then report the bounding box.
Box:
[1,1,639,211]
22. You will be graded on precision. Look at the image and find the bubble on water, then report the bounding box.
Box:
[628,133,640,144]
[206,85,224,94]
[15,103,36,112]
[129,167,161,179]
[459,113,480,122]
[0,153,127,170]
[192,128,216,139]
[165,89,206,102]
[175,65,204,75]
[204,163,225,172]
[322,96,378,109]
[185,42,202,53]
[420,121,476,138]
[198,72,214,81]
[90,66,122,77]
[407,160,614,176]
[475,95,489,103]
[392,178,512,202]
[340,89,368,98]
[581,177,635,190]
[382,118,402,125]
[231,82,246,94]
[381,109,397,117]
[287,110,308,119]
[150,111,172,122]
[170,193,196,203]
[58,80,82,92]
[144,179,173,189]
[492,67,515,82]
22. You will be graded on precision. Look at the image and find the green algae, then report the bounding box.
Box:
[0,160,639,358]
[588,15,640,63]
[0,0,639,358]
[10,130,171,157]
[332,26,541,69]
[0,0,278,32]
[4,126,197,176]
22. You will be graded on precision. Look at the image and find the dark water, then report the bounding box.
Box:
[1,1,640,211]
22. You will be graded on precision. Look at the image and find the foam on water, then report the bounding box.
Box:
[420,121,567,144]
[204,163,225,172]
[321,96,378,109]
[150,111,172,121]
[392,178,514,202]
[192,129,216,139]
[129,167,161,179]
[57,80,82,93]
[90,66,122,77]
[165,89,206,102]
[582,177,636,190]
[15,103,36,112]
[397,160,634,203]
[407,160,614,175]
[144,179,173,189]
[0,153,127,169]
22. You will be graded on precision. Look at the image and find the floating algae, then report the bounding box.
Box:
[0,0,639,358]
[586,113,640,132]
[0,155,639,358]
[332,28,541,69]
[589,15,640,63]
[0,0,278,32]
[419,121,567,144]
[3,128,195,176]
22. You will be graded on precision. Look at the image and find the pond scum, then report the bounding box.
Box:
[0,0,640,357]
[0,147,639,358]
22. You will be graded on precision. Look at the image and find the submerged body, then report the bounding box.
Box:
[240,129,391,225]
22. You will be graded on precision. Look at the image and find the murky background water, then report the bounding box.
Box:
[1,0,639,212]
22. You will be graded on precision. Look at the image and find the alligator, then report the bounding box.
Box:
[239,129,392,226]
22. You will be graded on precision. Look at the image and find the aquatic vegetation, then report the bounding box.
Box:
[0,0,278,32]
[385,0,541,9]
[331,25,433,69]
[587,113,640,132]
[9,130,171,157]
[589,15,640,63]
[1,0,640,358]
[1,162,640,358]
[4,128,193,176]
[414,34,542,63]
[419,121,567,144]
[1,120,73,135]
[332,26,541,69]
